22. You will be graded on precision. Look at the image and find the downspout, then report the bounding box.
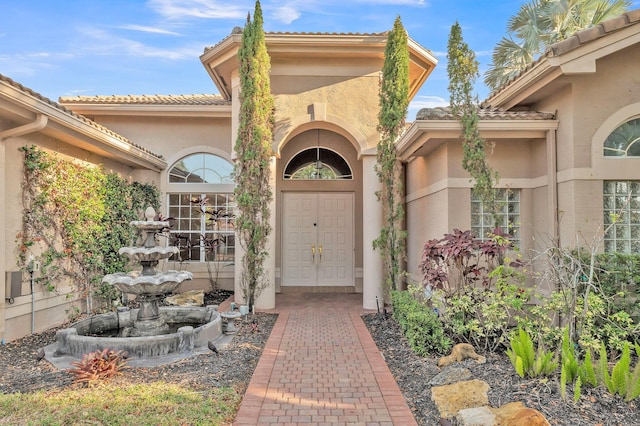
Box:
[547,127,560,327]
[0,114,48,140]
[547,128,559,245]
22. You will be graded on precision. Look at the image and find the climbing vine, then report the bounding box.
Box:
[17,145,159,312]
[447,22,500,226]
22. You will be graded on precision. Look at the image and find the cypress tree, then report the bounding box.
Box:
[234,0,275,309]
[447,22,499,227]
[374,16,409,293]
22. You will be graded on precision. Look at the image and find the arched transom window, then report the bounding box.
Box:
[284,147,352,180]
[167,153,235,263]
[604,118,640,157]
[169,153,234,183]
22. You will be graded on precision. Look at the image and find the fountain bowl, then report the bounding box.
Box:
[54,306,222,359]
[103,270,193,295]
[118,246,179,262]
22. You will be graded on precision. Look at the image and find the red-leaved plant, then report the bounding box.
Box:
[419,228,521,295]
[69,348,129,386]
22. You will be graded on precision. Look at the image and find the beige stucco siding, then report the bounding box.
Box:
[272,73,381,151]
[87,116,232,163]
[0,128,144,342]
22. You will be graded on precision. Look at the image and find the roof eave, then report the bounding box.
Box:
[396,119,559,161]
[483,12,640,109]
[0,79,166,171]
[200,32,437,103]
[59,103,232,118]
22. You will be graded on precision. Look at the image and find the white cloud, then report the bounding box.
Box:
[271,6,300,25]
[77,27,201,60]
[147,0,248,20]
[118,25,183,36]
[410,95,448,110]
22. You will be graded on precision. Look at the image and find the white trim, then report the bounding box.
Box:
[405,176,549,203]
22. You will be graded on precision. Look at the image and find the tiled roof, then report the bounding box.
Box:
[485,9,640,102]
[266,31,387,36]
[203,30,389,52]
[549,8,640,56]
[416,107,555,121]
[0,73,164,160]
[59,94,229,106]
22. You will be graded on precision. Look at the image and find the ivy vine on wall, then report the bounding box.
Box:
[17,145,160,312]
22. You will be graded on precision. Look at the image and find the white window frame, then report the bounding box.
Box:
[471,188,520,245]
[603,180,640,254]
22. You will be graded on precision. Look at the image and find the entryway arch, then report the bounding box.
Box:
[276,128,363,292]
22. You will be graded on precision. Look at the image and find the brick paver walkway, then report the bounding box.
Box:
[234,293,417,426]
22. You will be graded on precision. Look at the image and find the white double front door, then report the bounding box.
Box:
[282,192,354,287]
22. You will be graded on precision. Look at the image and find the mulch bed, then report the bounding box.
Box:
[0,291,277,396]
[362,313,640,426]
[3,296,639,426]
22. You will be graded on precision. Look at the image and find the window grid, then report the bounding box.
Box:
[603,118,640,157]
[167,193,235,262]
[169,153,234,184]
[603,181,640,254]
[471,189,520,245]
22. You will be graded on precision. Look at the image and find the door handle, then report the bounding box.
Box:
[318,244,322,262]
[311,244,315,261]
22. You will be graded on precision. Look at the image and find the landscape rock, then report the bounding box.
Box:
[429,366,472,386]
[431,379,489,418]
[491,401,550,426]
[164,290,204,307]
[438,343,486,367]
[456,406,496,426]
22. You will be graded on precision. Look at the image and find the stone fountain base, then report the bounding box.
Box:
[53,305,222,359]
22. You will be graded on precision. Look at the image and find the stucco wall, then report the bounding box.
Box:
[526,43,640,245]
[272,72,381,151]
[89,116,232,161]
[0,126,148,342]
[405,135,550,281]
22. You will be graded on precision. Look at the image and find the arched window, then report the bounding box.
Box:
[604,118,640,157]
[283,148,352,180]
[167,153,235,263]
[169,153,234,183]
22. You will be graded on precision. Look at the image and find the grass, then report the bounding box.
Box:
[0,381,241,425]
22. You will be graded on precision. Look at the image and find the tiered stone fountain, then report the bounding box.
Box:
[52,207,223,360]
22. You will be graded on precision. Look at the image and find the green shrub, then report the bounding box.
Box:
[507,328,558,379]
[391,290,452,355]
[440,276,530,353]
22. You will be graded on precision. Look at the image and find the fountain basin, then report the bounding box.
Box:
[118,246,179,262]
[103,270,193,295]
[54,306,222,359]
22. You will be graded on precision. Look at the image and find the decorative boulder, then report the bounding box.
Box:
[164,290,204,307]
[431,379,490,419]
[438,343,486,367]
[491,402,550,426]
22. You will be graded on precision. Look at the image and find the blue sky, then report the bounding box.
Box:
[1,0,630,119]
